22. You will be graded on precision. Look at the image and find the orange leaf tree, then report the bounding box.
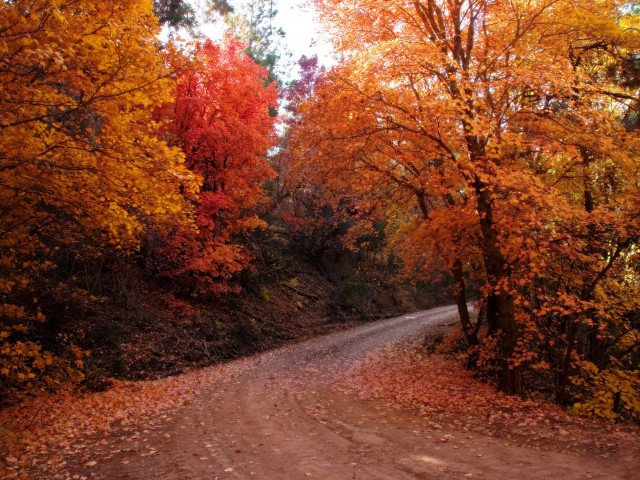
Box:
[0,0,197,400]
[289,0,640,409]
[150,37,278,296]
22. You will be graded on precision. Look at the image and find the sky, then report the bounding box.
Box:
[199,0,336,77]
[272,0,335,66]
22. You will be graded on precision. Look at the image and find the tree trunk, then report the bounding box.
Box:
[485,291,499,336]
[556,317,578,405]
[418,190,477,348]
[452,259,477,347]
[475,179,522,395]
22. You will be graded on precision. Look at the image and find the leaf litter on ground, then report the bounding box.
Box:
[0,357,255,479]
[337,345,640,456]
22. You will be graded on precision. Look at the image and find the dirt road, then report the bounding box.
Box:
[76,305,638,479]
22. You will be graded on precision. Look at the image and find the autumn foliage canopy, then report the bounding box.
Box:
[287,0,640,418]
[0,1,276,400]
[150,38,277,296]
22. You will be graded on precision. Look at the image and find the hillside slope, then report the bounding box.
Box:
[76,231,425,387]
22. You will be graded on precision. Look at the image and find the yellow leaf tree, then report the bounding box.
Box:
[0,0,197,401]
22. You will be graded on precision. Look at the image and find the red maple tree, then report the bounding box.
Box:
[151,37,278,295]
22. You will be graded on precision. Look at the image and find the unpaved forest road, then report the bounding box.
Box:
[79,305,638,479]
